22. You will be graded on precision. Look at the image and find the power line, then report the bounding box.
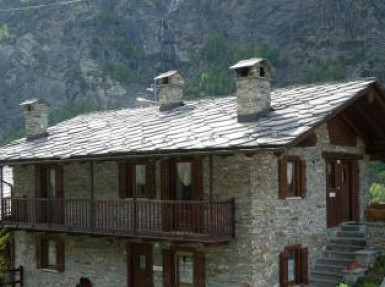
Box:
[0,0,87,12]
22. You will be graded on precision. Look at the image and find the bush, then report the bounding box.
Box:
[353,255,385,286]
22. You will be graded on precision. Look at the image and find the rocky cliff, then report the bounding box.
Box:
[0,0,385,140]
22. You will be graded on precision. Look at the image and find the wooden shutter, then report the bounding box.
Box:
[194,252,205,287]
[56,239,65,272]
[163,249,174,287]
[280,251,289,287]
[34,165,45,198]
[161,160,171,200]
[351,161,360,221]
[295,247,302,284]
[55,166,64,198]
[300,160,307,198]
[36,236,43,268]
[192,158,203,201]
[278,157,288,199]
[301,247,309,284]
[146,162,156,199]
[119,163,133,198]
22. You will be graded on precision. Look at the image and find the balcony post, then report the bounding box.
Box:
[133,197,137,235]
[90,161,95,232]
[231,198,235,239]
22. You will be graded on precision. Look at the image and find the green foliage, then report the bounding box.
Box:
[369,162,385,204]
[304,61,347,84]
[0,101,98,146]
[0,25,12,43]
[49,101,97,126]
[90,11,120,28]
[0,228,10,274]
[185,33,286,98]
[353,255,385,286]
[102,62,133,82]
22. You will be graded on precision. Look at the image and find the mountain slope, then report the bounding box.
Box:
[0,0,384,140]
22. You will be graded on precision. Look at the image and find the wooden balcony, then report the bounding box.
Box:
[0,198,235,243]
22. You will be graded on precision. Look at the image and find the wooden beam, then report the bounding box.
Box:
[355,105,385,139]
[322,152,364,160]
[339,112,371,144]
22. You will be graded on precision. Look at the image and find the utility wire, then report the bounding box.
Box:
[0,0,87,12]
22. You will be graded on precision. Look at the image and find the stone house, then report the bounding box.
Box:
[0,58,385,287]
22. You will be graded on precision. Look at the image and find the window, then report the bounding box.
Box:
[175,162,192,200]
[119,161,155,199]
[35,165,63,199]
[35,165,64,224]
[176,253,194,286]
[135,165,147,198]
[37,236,65,272]
[280,245,308,287]
[278,156,306,199]
[163,249,204,287]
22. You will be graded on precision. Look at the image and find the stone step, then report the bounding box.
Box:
[326,243,366,252]
[337,231,365,238]
[314,263,346,272]
[310,274,341,287]
[330,237,366,247]
[316,257,352,267]
[311,269,345,280]
[323,250,356,260]
[340,223,365,232]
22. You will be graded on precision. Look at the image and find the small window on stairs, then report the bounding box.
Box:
[280,245,308,287]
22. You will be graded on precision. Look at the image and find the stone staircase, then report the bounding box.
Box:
[310,222,366,287]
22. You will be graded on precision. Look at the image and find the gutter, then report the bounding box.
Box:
[0,146,286,166]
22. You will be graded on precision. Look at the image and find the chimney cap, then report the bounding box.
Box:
[154,70,180,80]
[20,98,48,107]
[230,58,273,71]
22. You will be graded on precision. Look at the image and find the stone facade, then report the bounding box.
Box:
[20,99,49,139]
[10,122,370,287]
[366,222,385,252]
[232,60,272,122]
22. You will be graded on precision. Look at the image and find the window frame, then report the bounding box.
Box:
[119,160,156,199]
[37,235,65,272]
[163,247,205,287]
[280,245,308,287]
[278,155,307,199]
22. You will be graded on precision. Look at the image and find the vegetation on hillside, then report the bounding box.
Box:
[184,34,287,98]
[0,101,98,145]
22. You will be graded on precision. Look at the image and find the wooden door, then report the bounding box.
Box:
[326,160,356,227]
[337,161,352,222]
[172,159,203,233]
[130,243,153,287]
[36,166,64,224]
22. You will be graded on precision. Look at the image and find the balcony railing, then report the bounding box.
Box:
[0,198,235,243]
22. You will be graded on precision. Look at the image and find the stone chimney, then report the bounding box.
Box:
[230,58,273,122]
[154,70,184,111]
[20,99,49,140]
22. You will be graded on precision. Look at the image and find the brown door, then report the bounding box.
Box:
[130,243,153,287]
[337,161,352,222]
[326,160,356,227]
[36,166,64,224]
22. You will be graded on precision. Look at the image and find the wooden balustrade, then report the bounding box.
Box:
[365,203,385,221]
[0,198,235,243]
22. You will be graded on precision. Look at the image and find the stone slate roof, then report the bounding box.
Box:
[0,79,376,162]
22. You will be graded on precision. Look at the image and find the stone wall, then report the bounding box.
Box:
[14,231,127,287]
[10,122,371,287]
[366,222,385,252]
